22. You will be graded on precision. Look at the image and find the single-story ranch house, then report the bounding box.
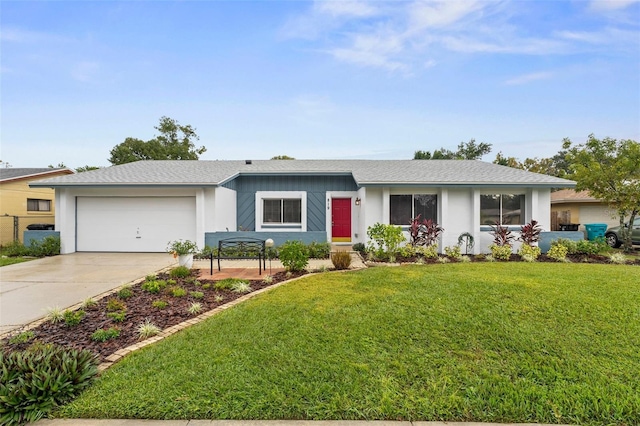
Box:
[30,160,575,254]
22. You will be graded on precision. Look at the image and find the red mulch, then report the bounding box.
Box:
[1,270,305,362]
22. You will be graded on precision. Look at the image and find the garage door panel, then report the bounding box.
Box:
[77,197,196,252]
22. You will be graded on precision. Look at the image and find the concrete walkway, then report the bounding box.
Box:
[32,420,567,426]
[0,253,177,335]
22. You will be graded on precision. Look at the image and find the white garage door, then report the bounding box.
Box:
[77,197,196,252]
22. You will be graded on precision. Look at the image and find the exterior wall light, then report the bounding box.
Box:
[355,197,361,206]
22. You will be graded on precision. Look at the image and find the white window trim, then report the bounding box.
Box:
[480,193,527,226]
[255,191,307,232]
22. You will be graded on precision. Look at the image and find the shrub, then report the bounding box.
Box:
[460,255,472,263]
[397,245,417,258]
[63,310,85,327]
[548,242,569,262]
[307,241,331,259]
[169,286,187,297]
[169,266,191,279]
[106,298,126,312]
[0,344,98,425]
[215,278,242,290]
[117,286,134,300]
[490,222,515,247]
[489,244,512,261]
[231,281,252,293]
[519,219,542,246]
[145,274,157,282]
[28,236,61,257]
[91,327,120,342]
[152,300,168,309]
[187,302,203,315]
[106,311,126,323]
[8,331,35,345]
[167,279,177,286]
[190,291,204,299]
[457,232,475,255]
[80,298,96,309]
[137,320,161,339]
[367,223,406,258]
[554,238,578,254]
[142,280,167,294]
[609,253,627,264]
[214,295,225,303]
[262,275,273,284]
[518,244,541,261]
[437,256,450,263]
[331,251,352,270]
[45,306,65,324]
[2,240,30,257]
[574,238,610,255]
[444,245,462,260]
[352,243,366,254]
[409,216,444,247]
[279,240,309,272]
[418,245,439,259]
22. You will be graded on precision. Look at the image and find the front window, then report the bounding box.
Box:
[263,199,301,224]
[256,191,307,232]
[27,199,51,212]
[390,194,437,225]
[480,194,525,225]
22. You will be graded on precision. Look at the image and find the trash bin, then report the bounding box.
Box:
[559,223,580,231]
[26,223,55,231]
[584,223,607,241]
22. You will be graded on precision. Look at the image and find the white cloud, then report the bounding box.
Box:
[407,0,485,30]
[589,0,640,11]
[314,0,378,18]
[0,27,71,44]
[282,0,640,72]
[504,71,553,85]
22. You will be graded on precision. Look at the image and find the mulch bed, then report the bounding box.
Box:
[1,270,305,362]
[391,253,640,265]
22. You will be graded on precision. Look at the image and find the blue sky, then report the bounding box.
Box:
[2,0,639,168]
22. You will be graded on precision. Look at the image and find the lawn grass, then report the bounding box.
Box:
[58,263,640,425]
[0,256,33,267]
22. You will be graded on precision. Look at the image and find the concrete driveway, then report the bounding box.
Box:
[0,253,177,335]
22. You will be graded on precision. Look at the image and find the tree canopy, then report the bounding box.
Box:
[564,134,640,251]
[271,155,295,160]
[108,116,206,165]
[414,139,492,160]
[493,150,571,178]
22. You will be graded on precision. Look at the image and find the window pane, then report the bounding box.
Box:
[480,195,500,225]
[390,195,412,225]
[27,199,51,212]
[282,199,302,223]
[414,194,437,222]
[502,194,525,225]
[263,200,281,223]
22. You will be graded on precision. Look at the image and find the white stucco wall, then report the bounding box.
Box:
[213,187,237,232]
[359,186,553,254]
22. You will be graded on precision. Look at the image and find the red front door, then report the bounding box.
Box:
[331,198,351,242]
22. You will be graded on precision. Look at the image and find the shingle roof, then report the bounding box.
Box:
[30,160,576,188]
[551,189,599,203]
[0,168,72,183]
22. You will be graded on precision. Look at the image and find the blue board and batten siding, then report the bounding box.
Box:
[206,175,359,247]
[223,175,358,232]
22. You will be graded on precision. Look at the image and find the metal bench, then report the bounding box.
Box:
[210,237,266,275]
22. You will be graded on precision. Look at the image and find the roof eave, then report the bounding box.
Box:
[1,169,74,184]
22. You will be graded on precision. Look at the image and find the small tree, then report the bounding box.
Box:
[564,135,640,251]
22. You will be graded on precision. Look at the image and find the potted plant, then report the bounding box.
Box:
[166,239,198,268]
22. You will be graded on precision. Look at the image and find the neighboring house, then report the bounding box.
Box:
[30,160,575,255]
[550,189,619,232]
[0,168,74,245]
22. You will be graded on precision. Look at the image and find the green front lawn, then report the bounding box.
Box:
[0,256,33,267]
[58,263,640,425]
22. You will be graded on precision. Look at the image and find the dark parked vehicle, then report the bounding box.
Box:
[26,223,55,231]
[605,218,640,248]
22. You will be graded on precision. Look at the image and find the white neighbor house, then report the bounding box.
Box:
[30,160,576,254]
